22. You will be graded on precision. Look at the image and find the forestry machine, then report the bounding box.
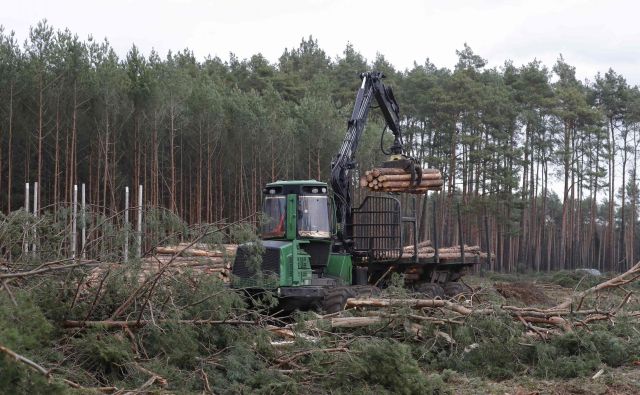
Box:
[232,71,474,312]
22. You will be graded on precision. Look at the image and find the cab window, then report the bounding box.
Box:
[298,195,330,238]
[261,196,286,238]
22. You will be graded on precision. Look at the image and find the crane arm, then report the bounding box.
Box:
[330,71,414,251]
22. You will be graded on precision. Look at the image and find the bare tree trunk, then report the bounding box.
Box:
[197,121,203,224]
[53,97,60,217]
[110,121,116,213]
[37,75,44,211]
[206,127,212,223]
[448,125,456,196]
[620,130,628,270]
[102,107,110,216]
[6,83,13,214]
[560,120,571,270]
[71,82,78,197]
[271,136,275,181]
[631,127,638,269]
[609,117,616,272]
[519,123,530,267]
[180,130,185,220]
[169,102,177,213]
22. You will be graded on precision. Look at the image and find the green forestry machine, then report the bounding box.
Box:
[232,71,476,312]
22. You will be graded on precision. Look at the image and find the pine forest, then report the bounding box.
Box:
[2,21,640,274]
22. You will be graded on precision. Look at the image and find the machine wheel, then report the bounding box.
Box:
[416,283,445,299]
[322,287,357,313]
[350,285,381,298]
[443,282,472,298]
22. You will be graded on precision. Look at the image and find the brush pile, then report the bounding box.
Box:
[360,167,443,193]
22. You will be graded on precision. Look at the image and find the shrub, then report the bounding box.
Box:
[70,330,133,380]
[549,270,602,289]
[328,338,445,395]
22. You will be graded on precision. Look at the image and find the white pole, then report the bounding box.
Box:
[81,183,86,259]
[32,182,38,255]
[137,185,142,259]
[23,183,29,254]
[124,186,129,262]
[72,185,77,259]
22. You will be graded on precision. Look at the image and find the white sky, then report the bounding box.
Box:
[2,0,640,86]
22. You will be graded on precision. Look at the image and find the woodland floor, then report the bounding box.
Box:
[2,259,640,394]
[451,272,640,395]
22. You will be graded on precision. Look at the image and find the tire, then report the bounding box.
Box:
[416,283,445,299]
[443,282,472,298]
[350,285,381,298]
[321,286,357,314]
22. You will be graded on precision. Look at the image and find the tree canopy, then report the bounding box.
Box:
[2,22,640,272]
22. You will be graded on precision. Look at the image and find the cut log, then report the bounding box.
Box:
[378,173,442,182]
[382,187,442,193]
[405,240,432,249]
[381,179,444,189]
[176,243,237,252]
[435,245,481,253]
[146,256,228,265]
[437,252,481,260]
[155,246,235,258]
[345,297,481,315]
[370,167,440,177]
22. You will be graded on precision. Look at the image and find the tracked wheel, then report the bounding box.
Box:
[350,285,381,298]
[321,287,358,314]
[321,286,382,313]
[416,283,445,299]
[443,282,472,299]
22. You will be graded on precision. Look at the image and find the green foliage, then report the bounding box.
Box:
[548,270,603,289]
[0,357,68,395]
[382,272,410,298]
[142,323,200,369]
[431,313,529,380]
[229,222,265,275]
[534,329,637,378]
[327,338,445,395]
[0,293,53,351]
[70,331,133,379]
[423,312,640,381]
[0,292,65,394]
[144,207,190,248]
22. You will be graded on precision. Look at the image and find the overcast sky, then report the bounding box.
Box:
[2,0,639,86]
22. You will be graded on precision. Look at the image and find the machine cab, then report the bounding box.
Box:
[260,180,331,241]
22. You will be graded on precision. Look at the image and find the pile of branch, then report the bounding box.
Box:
[328,261,640,339]
[360,167,443,194]
[401,241,490,261]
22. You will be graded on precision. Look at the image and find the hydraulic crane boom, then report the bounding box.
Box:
[330,71,419,252]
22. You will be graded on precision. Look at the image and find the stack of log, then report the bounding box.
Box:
[82,243,237,292]
[401,240,490,261]
[148,243,237,283]
[360,167,443,194]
